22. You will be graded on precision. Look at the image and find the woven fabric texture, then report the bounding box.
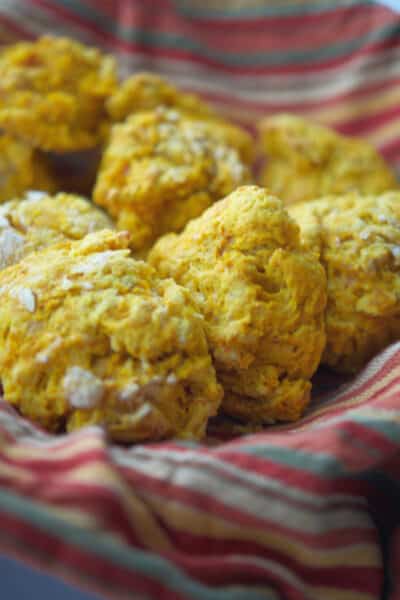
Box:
[0,2,399,599]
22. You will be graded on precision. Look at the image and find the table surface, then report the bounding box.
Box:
[0,554,100,600]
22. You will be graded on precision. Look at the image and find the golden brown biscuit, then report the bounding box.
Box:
[93,108,252,252]
[107,72,217,122]
[0,36,117,152]
[0,134,56,202]
[0,230,222,441]
[107,72,254,164]
[0,192,113,271]
[258,113,397,205]
[149,186,327,424]
[289,192,400,373]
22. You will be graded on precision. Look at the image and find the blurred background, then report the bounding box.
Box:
[0,0,398,171]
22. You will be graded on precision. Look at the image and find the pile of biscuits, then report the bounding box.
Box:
[0,36,398,442]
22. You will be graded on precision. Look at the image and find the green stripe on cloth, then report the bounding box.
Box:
[351,416,400,444]
[53,0,400,66]
[243,446,345,476]
[172,0,381,19]
[0,489,273,600]
[243,416,400,475]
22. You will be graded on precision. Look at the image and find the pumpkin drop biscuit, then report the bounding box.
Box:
[0,191,113,271]
[0,230,222,441]
[107,72,254,163]
[107,72,217,122]
[149,186,327,424]
[93,108,252,252]
[0,35,117,152]
[258,113,397,205]
[289,191,400,373]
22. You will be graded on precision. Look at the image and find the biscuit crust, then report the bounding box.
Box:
[107,72,217,122]
[0,36,117,151]
[259,114,397,205]
[0,230,222,441]
[150,186,327,423]
[0,192,113,271]
[290,191,400,373]
[94,108,252,251]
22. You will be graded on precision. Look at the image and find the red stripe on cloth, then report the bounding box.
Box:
[22,0,400,75]
[116,456,368,525]
[0,486,143,553]
[0,13,35,40]
[161,532,382,592]
[132,440,363,494]
[117,480,375,555]
[181,557,308,600]
[117,448,367,512]
[380,136,400,161]
[0,446,147,547]
[121,442,344,493]
[46,0,395,35]
[0,454,379,590]
[69,3,395,54]
[283,352,400,428]
[7,504,375,600]
[0,446,108,473]
[337,104,400,136]
[218,422,399,482]
[168,552,381,599]
[236,422,398,473]
[186,76,400,120]
[117,37,400,76]
[171,3,396,28]
[161,519,379,553]
[0,511,184,600]
[31,485,147,548]
[215,449,371,494]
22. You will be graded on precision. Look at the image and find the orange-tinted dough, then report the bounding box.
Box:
[0,230,222,441]
[290,191,400,373]
[150,186,327,424]
[259,113,397,205]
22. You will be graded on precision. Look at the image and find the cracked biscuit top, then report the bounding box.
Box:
[0,191,113,271]
[259,113,397,205]
[149,186,327,424]
[107,72,217,121]
[0,36,117,151]
[94,108,252,252]
[106,72,254,164]
[290,191,400,373]
[0,230,222,441]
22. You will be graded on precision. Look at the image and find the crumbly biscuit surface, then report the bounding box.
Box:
[0,36,117,151]
[290,192,400,373]
[0,230,222,441]
[107,72,217,121]
[0,192,113,271]
[94,108,252,251]
[259,114,397,205]
[107,72,254,163]
[150,186,327,423]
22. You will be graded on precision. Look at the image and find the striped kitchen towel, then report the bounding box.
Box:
[0,2,399,599]
[0,0,399,168]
